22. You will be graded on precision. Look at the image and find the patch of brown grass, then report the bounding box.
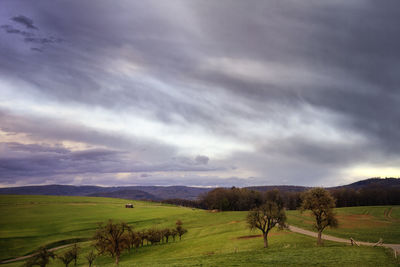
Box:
[336,214,390,229]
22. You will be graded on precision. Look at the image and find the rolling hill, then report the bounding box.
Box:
[0,177,398,201]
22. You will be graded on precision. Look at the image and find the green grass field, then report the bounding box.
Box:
[287,206,400,244]
[0,195,399,266]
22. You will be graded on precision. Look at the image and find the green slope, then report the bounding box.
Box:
[1,195,399,266]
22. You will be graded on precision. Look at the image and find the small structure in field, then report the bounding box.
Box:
[125,203,134,208]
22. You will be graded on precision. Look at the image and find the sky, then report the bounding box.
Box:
[0,1,400,188]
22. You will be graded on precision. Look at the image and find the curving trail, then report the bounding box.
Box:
[0,244,74,264]
[288,225,400,254]
[2,226,400,264]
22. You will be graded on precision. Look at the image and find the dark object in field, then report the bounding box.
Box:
[125,203,134,208]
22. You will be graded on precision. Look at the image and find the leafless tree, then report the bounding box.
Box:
[57,251,74,267]
[25,247,55,267]
[247,201,287,248]
[176,220,187,241]
[85,250,97,267]
[93,220,131,265]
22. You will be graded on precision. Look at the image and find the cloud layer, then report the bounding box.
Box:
[1,1,400,187]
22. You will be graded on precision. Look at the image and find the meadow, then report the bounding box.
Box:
[287,206,400,244]
[0,195,399,266]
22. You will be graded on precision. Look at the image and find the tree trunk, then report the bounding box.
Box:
[115,255,119,265]
[317,230,322,245]
[263,233,268,248]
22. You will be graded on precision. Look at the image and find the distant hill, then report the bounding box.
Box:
[0,184,211,200]
[334,177,400,190]
[245,185,308,192]
[128,186,211,200]
[246,178,400,193]
[87,186,211,201]
[0,178,398,200]
[88,189,159,201]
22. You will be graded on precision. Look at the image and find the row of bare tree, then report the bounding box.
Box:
[25,220,188,266]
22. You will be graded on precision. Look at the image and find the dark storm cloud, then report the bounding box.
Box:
[0,24,33,36]
[12,15,37,29]
[6,142,69,154]
[1,1,400,186]
[31,47,43,52]
[1,14,61,52]
[0,142,220,184]
[0,109,180,162]
[195,155,209,165]
[24,36,62,44]
[0,110,221,185]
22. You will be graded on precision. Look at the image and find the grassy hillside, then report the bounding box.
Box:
[287,206,400,244]
[0,195,399,266]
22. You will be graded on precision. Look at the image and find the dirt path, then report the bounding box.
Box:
[0,244,74,264]
[3,226,400,264]
[288,225,400,254]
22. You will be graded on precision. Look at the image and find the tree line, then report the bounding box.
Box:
[25,220,188,266]
[163,186,400,211]
[163,187,301,211]
[330,186,400,207]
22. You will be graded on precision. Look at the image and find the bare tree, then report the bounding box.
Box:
[162,228,171,243]
[147,228,162,245]
[138,230,147,246]
[93,220,131,265]
[25,247,55,267]
[70,244,79,266]
[171,229,178,242]
[128,230,142,250]
[247,201,287,248]
[85,250,97,267]
[57,251,74,267]
[176,220,187,241]
[301,187,338,245]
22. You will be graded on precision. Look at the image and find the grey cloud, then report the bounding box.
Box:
[0,24,34,36]
[195,155,209,165]
[24,36,61,44]
[1,1,400,186]
[0,142,221,185]
[5,142,69,154]
[31,47,43,52]
[12,15,37,29]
